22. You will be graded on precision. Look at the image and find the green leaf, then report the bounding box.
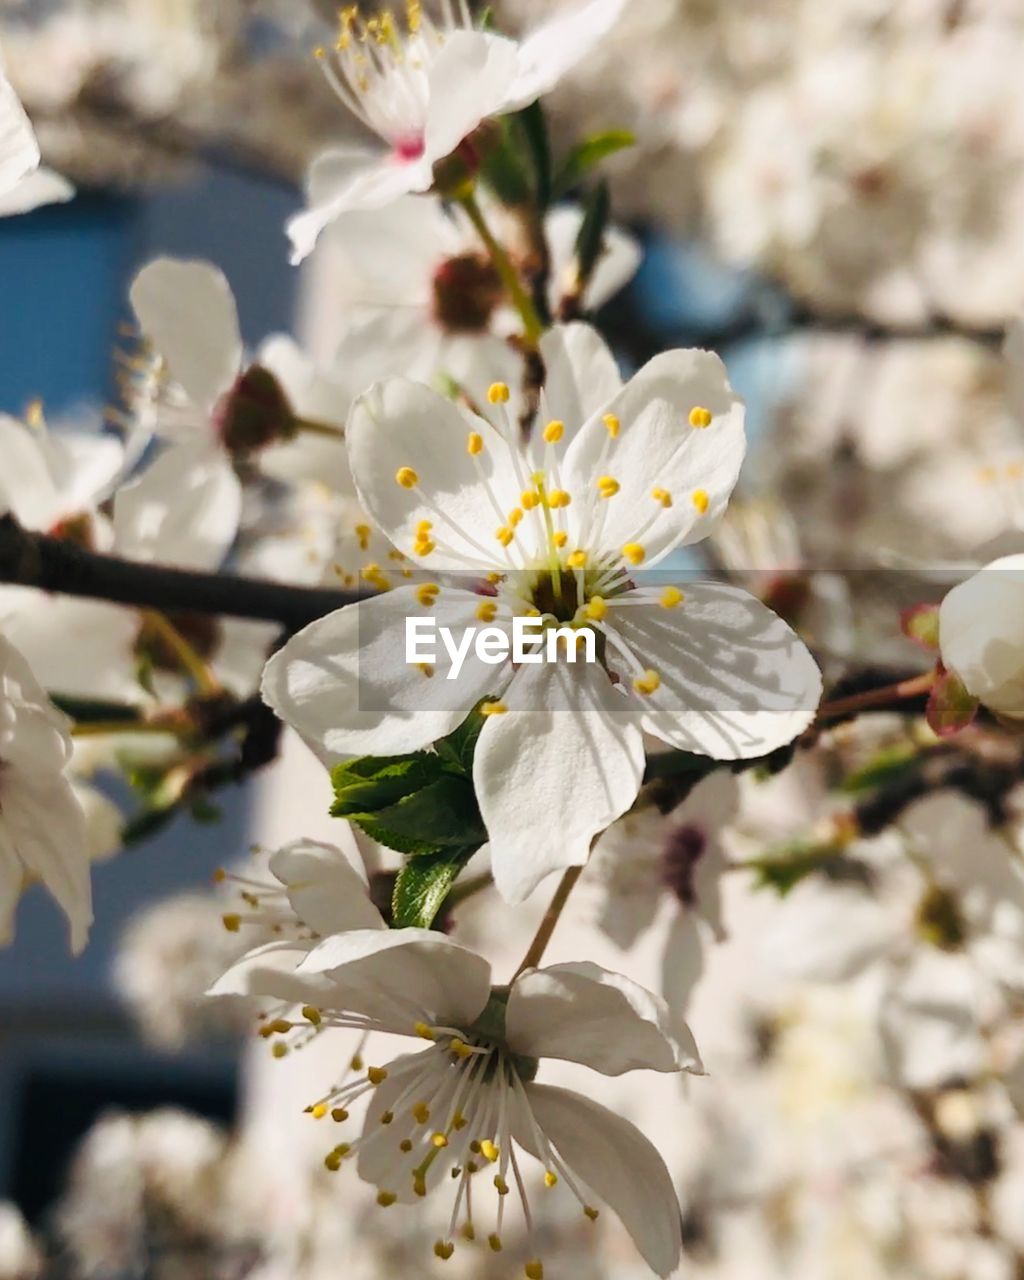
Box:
[435,699,495,776]
[573,179,612,290]
[553,130,635,198]
[518,101,552,210]
[392,847,479,929]
[330,754,444,818]
[901,604,941,651]
[927,670,979,738]
[355,774,486,857]
[841,743,919,795]
[480,117,534,206]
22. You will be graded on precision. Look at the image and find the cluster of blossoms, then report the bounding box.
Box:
[5,3,1024,1279]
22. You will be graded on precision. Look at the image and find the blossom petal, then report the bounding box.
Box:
[539,323,624,438]
[296,928,493,1030]
[506,0,628,108]
[515,1084,682,1278]
[130,258,242,411]
[347,378,523,571]
[268,838,385,936]
[507,960,703,1075]
[560,348,746,564]
[423,32,521,164]
[609,583,822,759]
[207,939,322,1003]
[113,441,241,572]
[0,166,73,217]
[0,64,39,194]
[261,587,511,760]
[0,414,63,527]
[287,146,432,263]
[474,660,644,905]
[939,555,1024,719]
[545,206,642,313]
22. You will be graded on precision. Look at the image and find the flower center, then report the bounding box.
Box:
[660,824,708,907]
[432,253,505,333]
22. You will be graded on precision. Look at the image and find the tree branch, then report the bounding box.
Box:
[0,515,357,631]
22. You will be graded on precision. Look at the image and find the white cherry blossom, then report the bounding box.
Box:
[287,0,628,260]
[939,555,1024,722]
[0,47,72,216]
[263,323,822,903]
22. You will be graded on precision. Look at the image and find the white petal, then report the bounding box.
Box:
[507,960,703,1075]
[0,65,39,195]
[939,555,1024,718]
[325,194,456,305]
[261,587,510,761]
[0,414,63,527]
[539,323,623,437]
[660,914,705,1014]
[113,441,241,571]
[515,1083,682,1278]
[268,838,385,936]
[561,348,747,564]
[73,782,123,865]
[611,584,822,760]
[287,147,432,263]
[347,378,523,571]
[506,0,628,108]
[423,32,521,164]
[474,660,644,905]
[297,928,492,1030]
[545,206,642,312]
[207,939,322,1002]
[130,258,242,411]
[0,166,73,217]
[49,431,126,513]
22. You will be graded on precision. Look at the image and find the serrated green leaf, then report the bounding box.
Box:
[391,847,479,930]
[330,753,444,818]
[352,775,486,857]
[435,698,496,776]
[553,130,635,198]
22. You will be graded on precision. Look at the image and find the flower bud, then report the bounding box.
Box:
[939,555,1024,721]
[214,365,296,458]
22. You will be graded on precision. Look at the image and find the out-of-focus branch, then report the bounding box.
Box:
[0,514,357,631]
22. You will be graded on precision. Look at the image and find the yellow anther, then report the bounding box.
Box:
[351,1055,365,1072]
[467,432,484,456]
[548,490,571,508]
[521,489,540,510]
[380,1111,395,1126]
[689,406,713,428]
[416,584,440,608]
[406,0,422,32]
[412,1101,431,1124]
[414,538,436,557]
[489,1234,503,1253]
[480,703,508,718]
[586,597,608,622]
[213,867,227,884]
[272,1042,289,1059]
[508,507,524,527]
[633,670,662,696]
[496,527,515,548]
[314,45,327,59]
[324,1151,342,1172]
[452,1112,468,1131]
[651,487,673,508]
[415,1021,436,1041]
[222,913,241,933]
[661,587,684,609]
[584,1206,600,1222]
[434,1241,455,1261]
[692,488,710,514]
[488,382,511,404]
[493,1174,509,1196]
[567,550,588,570]
[476,601,498,623]
[367,1066,388,1085]
[622,543,646,566]
[603,413,621,438]
[432,1133,449,1149]
[479,1140,499,1163]
[416,520,433,537]
[355,523,372,550]
[460,1223,476,1242]
[270,1019,292,1035]
[400,1138,414,1153]
[377,1190,397,1208]
[525,1263,544,1280]
[544,1171,558,1188]
[302,1006,322,1026]
[331,1108,349,1123]
[543,420,565,444]
[597,476,620,499]
[418,663,434,679]
[553,531,568,548]
[395,466,419,489]
[311,1104,329,1120]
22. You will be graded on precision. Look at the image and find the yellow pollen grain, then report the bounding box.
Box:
[377,1190,397,1208]
[584,1206,600,1222]
[480,702,508,718]
[488,382,510,404]
[222,913,241,933]
[476,601,498,623]
[508,507,524,527]
[634,669,662,696]
[692,488,710,514]
[453,1112,468,1131]
[332,1108,349,1123]
[272,1042,289,1059]
[661,587,684,609]
[586,597,607,621]
[622,543,646,566]
[380,1110,395,1126]
[416,584,440,608]
[553,531,568,548]
[367,1066,388,1085]
[351,1055,365,1071]
[400,1139,414,1153]
[418,663,434,679]
[487,572,503,585]
[689,406,713,428]
[597,476,620,499]
[432,1133,449,1149]
[412,1101,431,1124]
[567,550,588,570]
[213,867,227,884]
[652,487,673,508]
[496,526,515,548]
[416,520,433,536]
[544,1171,558,1188]
[451,1038,475,1057]
[302,1005,322,1025]
[460,1223,476,1242]
[324,1151,342,1172]
[603,413,620,438]
[467,432,484,456]
[414,538,436,557]
[548,490,571,509]
[355,523,371,550]
[525,1263,544,1280]
[395,466,419,489]
[543,420,565,444]
[479,1140,499,1163]
[494,1174,509,1196]
[521,489,540,510]
[489,1234,503,1253]
[434,1241,455,1261]
[311,1104,329,1120]
[415,1021,436,1040]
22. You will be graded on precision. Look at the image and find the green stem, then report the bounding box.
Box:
[292,416,344,440]
[513,865,583,978]
[459,192,545,348]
